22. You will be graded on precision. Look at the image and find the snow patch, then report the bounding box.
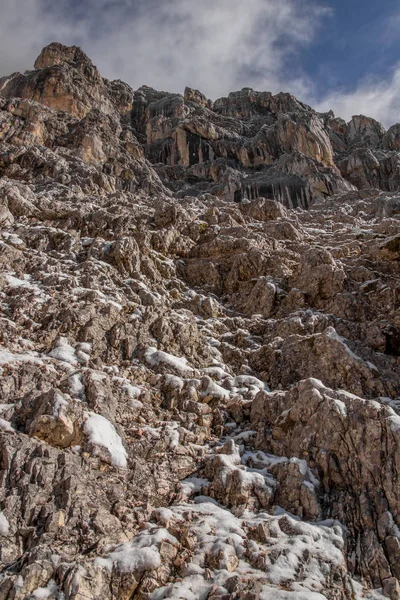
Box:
[96,528,177,574]
[30,580,59,599]
[48,337,78,366]
[0,512,10,535]
[180,477,210,497]
[0,348,42,366]
[144,347,195,376]
[0,419,14,432]
[84,414,127,469]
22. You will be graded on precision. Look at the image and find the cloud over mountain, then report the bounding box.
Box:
[0,0,328,97]
[1,0,400,126]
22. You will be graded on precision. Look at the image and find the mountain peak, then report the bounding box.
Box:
[34,42,94,71]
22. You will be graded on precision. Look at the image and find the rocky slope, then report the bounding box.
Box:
[0,42,399,600]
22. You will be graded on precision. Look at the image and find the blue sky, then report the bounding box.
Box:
[1,0,400,126]
[304,0,400,98]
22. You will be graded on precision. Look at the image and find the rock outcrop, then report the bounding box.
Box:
[0,43,399,600]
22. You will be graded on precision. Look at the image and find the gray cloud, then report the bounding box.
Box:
[2,0,400,127]
[0,0,329,97]
[0,0,87,75]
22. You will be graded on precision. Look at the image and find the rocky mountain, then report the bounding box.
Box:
[0,42,399,600]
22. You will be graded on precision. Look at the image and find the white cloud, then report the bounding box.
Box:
[2,0,399,128]
[0,0,329,99]
[311,6,400,128]
[314,66,400,128]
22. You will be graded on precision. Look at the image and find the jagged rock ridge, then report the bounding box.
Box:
[0,42,399,600]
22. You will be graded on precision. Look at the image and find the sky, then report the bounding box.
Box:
[1,0,400,127]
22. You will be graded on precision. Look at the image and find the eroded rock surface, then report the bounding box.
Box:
[0,43,399,600]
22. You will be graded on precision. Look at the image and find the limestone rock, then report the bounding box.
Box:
[0,42,399,600]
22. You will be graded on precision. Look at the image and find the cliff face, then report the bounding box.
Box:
[0,42,399,600]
